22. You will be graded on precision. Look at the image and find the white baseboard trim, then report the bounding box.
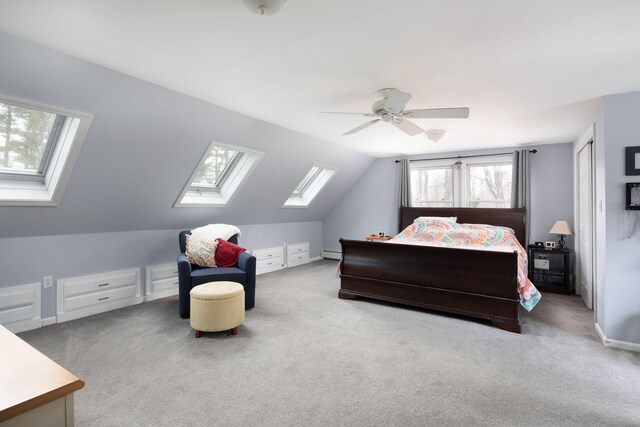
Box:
[41,316,57,327]
[322,250,341,260]
[594,322,640,353]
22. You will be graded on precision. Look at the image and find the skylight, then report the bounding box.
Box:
[0,96,92,206]
[175,141,263,207]
[284,165,336,208]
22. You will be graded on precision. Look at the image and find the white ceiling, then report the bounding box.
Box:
[1,0,639,157]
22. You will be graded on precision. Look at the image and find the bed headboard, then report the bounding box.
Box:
[399,207,527,245]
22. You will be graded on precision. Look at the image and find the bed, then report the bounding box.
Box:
[338,207,536,333]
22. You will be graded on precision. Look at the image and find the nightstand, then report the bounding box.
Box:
[527,245,574,294]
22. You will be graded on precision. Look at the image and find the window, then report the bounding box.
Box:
[175,142,263,207]
[409,155,513,208]
[410,165,454,207]
[466,162,512,208]
[283,165,336,208]
[0,96,92,206]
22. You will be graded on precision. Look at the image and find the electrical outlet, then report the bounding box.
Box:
[43,276,53,288]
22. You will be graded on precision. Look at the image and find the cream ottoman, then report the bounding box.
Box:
[189,281,245,338]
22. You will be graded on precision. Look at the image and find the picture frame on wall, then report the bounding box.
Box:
[625,146,640,175]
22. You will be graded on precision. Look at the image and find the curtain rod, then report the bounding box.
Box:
[394,149,537,163]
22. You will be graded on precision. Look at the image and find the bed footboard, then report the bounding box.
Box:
[339,239,521,333]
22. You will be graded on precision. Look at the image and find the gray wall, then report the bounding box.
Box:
[323,143,575,252]
[0,32,374,238]
[0,221,322,318]
[598,92,640,344]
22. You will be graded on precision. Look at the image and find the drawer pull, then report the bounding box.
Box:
[267,254,272,257]
[173,270,178,274]
[173,282,179,285]
[98,296,109,301]
[98,283,109,287]
[267,262,272,266]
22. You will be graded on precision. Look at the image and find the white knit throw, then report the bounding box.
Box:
[190,224,241,241]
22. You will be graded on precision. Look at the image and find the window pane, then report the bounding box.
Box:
[410,167,453,206]
[467,164,512,206]
[293,166,320,195]
[0,102,58,174]
[192,146,240,188]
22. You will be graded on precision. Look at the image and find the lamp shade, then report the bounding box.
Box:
[549,220,573,235]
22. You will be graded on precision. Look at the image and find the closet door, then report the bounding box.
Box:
[578,142,594,309]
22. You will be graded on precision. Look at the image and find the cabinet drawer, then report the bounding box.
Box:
[64,284,138,312]
[288,242,309,254]
[253,246,283,260]
[62,270,138,298]
[257,257,283,270]
[152,276,180,293]
[288,252,309,266]
[151,264,178,281]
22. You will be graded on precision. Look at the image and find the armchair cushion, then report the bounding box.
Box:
[215,238,246,267]
[185,234,219,267]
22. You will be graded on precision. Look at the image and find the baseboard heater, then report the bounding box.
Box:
[321,250,342,260]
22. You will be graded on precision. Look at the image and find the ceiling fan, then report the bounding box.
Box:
[320,88,469,136]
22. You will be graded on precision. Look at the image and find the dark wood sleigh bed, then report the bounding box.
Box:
[338,207,527,333]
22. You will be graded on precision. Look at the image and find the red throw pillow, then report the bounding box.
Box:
[215,238,246,267]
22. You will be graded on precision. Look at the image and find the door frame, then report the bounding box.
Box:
[573,125,596,316]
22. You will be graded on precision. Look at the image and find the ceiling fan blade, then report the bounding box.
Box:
[343,119,381,135]
[402,107,470,119]
[392,118,424,136]
[319,112,377,117]
[384,89,412,113]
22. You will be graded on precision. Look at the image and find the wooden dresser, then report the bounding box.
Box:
[0,325,84,426]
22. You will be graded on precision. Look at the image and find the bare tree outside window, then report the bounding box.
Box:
[0,102,57,172]
[467,164,512,208]
[192,146,240,187]
[410,166,454,207]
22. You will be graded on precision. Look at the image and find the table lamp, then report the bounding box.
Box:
[549,220,573,249]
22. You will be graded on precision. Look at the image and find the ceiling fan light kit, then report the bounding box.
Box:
[320,88,470,137]
[425,129,446,143]
[242,0,287,16]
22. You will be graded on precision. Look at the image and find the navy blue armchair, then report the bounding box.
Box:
[177,231,256,318]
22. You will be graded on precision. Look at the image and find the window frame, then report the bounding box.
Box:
[462,156,514,208]
[175,141,263,208]
[0,95,93,206]
[283,164,337,208]
[409,155,513,209]
[409,160,457,207]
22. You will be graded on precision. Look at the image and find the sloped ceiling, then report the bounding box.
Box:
[0,33,373,238]
[1,1,639,156]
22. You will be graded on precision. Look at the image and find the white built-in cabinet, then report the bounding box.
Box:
[253,246,285,275]
[0,283,41,333]
[287,242,310,267]
[253,242,312,275]
[145,263,179,301]
[56,268,142,322]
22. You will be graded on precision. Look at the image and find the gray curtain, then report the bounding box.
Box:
[511,150,531,244]
[399,159,410,207]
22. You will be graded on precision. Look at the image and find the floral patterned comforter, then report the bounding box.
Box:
[388,217,541,311]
